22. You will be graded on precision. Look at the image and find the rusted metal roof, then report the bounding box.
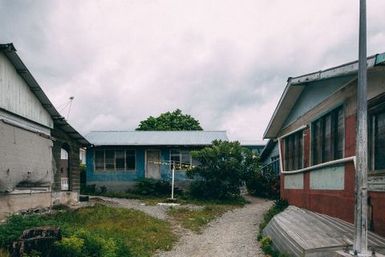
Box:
[263,206,385,256]
[0,43,89,146]
[86,130,228,146]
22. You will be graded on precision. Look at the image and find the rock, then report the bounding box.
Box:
[11,226,61,257]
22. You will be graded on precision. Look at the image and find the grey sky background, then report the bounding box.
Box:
[1,0,384,141]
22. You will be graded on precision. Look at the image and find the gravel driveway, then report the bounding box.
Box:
[156,196,272,257]
[88,195,272,257]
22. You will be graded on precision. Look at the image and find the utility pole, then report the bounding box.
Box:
[353,0,369,255]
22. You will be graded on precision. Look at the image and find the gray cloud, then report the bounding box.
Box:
[1,0,384,140]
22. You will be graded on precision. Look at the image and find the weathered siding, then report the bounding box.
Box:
[0,120,53,192]
[280,69,385,236]
[86,146,193,191]
[0,53,53,128]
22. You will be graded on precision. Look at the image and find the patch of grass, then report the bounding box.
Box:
[0,204,176,257]
[168,204,239,233]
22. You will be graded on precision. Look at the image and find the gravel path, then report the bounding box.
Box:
[156,196,272,257]
[88,195,272,257]
[89,196,170,220]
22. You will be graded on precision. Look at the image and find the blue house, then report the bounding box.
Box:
[85,130,228,191]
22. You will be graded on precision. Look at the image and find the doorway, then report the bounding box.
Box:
[60,147,70,191]
[146,150,161,179]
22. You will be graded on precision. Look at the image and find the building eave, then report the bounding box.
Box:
[0,43,90,146]
[263,52,385,139]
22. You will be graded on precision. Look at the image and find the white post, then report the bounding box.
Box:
[171,162,175,200]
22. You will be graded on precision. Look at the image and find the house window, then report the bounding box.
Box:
[95,150,105,170]
[369,101,385,171]
[170,150,192,170]
[126,150,136,170]
[94,149,136,171]
[312,106,344,165]
[284,130,303,171]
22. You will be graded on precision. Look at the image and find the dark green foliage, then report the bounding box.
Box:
[136,109,202,131]
[245,166,280,199]
[131,179,173,196]
[0,215,47,251]
[187,140,259,200]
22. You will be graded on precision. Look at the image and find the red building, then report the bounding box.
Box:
[264,53,385,236]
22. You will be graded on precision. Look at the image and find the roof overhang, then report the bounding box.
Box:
[0,43,90,146]
[263,52,385,139]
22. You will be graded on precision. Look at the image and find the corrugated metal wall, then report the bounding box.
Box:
[0,53,53,128]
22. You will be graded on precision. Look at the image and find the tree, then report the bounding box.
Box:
[186,140,260,200]
[136,109,202,131]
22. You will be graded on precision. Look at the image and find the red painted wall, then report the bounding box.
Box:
[281,114,385,237]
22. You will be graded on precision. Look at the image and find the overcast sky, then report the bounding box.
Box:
[1,0,384,141]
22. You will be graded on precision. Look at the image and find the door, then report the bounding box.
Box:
[146,150,161,179]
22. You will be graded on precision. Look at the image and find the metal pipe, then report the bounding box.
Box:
[353,0,369,254]
[281,156,356,174]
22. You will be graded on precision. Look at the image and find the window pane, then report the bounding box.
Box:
[284,131,303,171]
[181,151,191,169]
[298,133,303,169]
[336,108,344,159]
[95,150,104,170]
[105,150,115,170]
[126,150,135,170]
[375,112,385,170]
[324,114,332,162]
[116,150,125,170]
[171,150,181,170]
[312,119,322,165]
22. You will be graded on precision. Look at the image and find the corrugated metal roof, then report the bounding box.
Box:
[0,43,89,146]
[86,131,228,146]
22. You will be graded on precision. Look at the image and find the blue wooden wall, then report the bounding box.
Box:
[86,146,192,186]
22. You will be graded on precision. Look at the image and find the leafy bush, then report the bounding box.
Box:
[246,167,280,199]
[53,229,121,257]
[131,179,172,196]
[53,235,84,257]
[187,140,259,200]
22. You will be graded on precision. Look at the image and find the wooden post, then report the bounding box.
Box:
[353,0,369,255]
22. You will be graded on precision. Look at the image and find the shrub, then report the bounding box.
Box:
[187,140,260,200]
[245,167,280,199]
[52,229,122,257]
[131,179,171,196]
[53,235,84,257]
